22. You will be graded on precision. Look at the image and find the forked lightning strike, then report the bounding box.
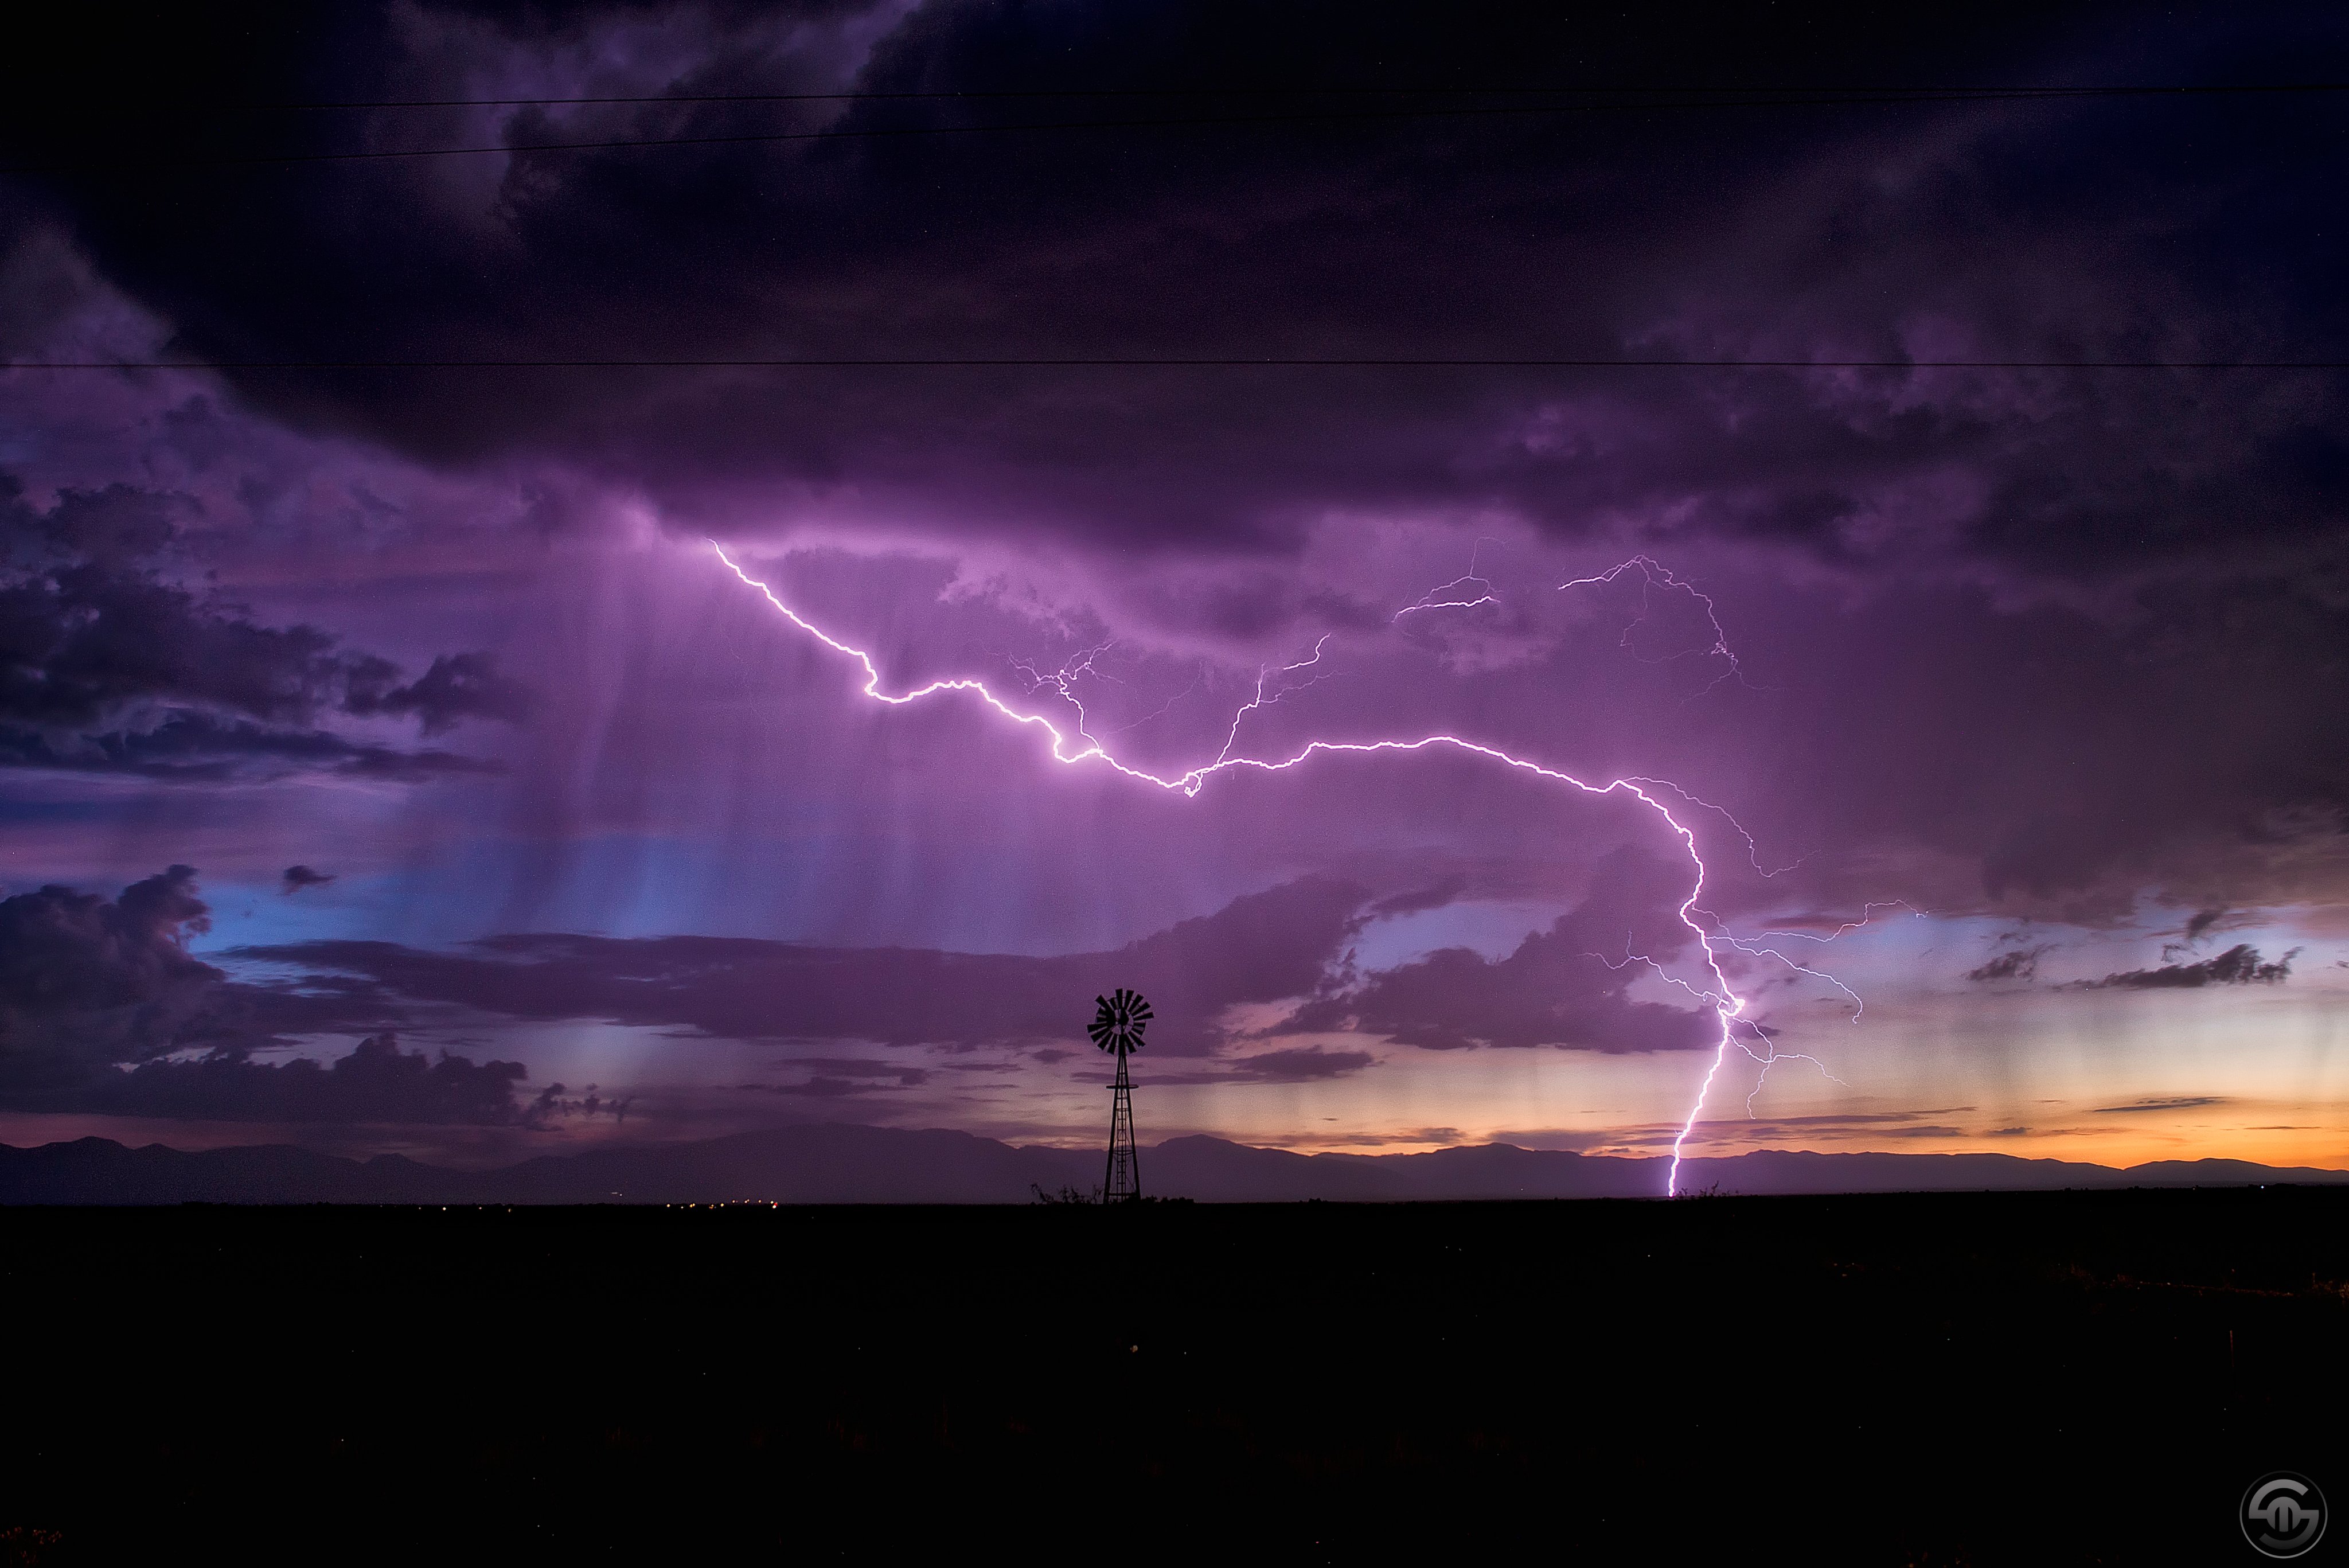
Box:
[712,541,1853,1193]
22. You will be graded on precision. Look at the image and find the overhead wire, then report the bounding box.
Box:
[7,358,2340,372]
[3,81,2342,174]
[100,81,2349,111]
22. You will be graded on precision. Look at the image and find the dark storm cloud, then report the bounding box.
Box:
[2085,944,2297,990]
[1278,846,1713,1052]
[85,1032,532,1125]
[0,0,2342,933]
[0,866,534,1124]
[1,481,373,728]
[247,876,1378,1055]
[0,476,524,779]
[10,3,2340,575]
[0,865,222,1079]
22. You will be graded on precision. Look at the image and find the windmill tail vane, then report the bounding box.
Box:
[1090,988,1150,1200]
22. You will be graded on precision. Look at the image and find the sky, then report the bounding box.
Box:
[1,1,2345,1180]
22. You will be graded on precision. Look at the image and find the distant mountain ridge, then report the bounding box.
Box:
[3,1124,2344,1204]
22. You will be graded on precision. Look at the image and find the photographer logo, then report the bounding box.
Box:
[2242,1473,2326,1559]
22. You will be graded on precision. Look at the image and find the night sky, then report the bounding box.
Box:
[2,2,2344,1182]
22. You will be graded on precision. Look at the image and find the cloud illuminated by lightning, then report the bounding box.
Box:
[711,540,1848,1194]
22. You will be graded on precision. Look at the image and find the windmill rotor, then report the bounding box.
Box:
[1088,987,1153,1056]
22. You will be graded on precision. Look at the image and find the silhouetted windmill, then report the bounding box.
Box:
[1088,987,1152,1201]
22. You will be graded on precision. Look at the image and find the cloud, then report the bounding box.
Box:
[0,866,517,1124]
[0,6,2339,931]
[2091,1096,2226,1114]
[0,474,524,781]
[1363,877,1469,919]
[345,652,533,735]
[14,6,2339,590]
[87,1032,531,1125]
[0,3,2343,981]
[2161,906,2235,961]
[2183,907,2228,943]
[1225,1047,1375,1082]
[1277,846,1714,1052]
[2085,945,2299,990]
[244,876,1376,1056]
[0,865,226,1082]
[1155,1047,1377,1086]
[0,712,504,782]
[1968,944,2052,983]
[281,864,335,894]
[740,1058,932,1097]
[1679,1108,1978,1144]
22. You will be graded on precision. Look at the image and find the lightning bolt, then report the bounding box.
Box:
[1394,572,1498,619]
[1559,553,1757,698]
[1393,536,1501,619]
[712,541,1847,1195]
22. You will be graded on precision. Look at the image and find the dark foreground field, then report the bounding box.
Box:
[5,1189,2344,1564]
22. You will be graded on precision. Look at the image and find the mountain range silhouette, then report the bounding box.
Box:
[4,1124,2343,1204]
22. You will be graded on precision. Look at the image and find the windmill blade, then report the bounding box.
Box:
[1086,986,1154,1052]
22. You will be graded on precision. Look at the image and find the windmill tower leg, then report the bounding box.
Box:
[1105,1048,1141,1202]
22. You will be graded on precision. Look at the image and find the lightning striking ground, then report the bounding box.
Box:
[712,541,1845,1194]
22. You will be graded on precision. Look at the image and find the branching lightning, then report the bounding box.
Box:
[1559,553,1758,699]
[1393,536,1501,620]
[712,540,1860,1195]
[1394,571,1499,619]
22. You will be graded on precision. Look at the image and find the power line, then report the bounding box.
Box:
[7,83,2343,175]
[105,81,2349,111]
[9,357,2341,371]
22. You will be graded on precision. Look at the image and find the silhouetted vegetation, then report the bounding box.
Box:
[1028,1182,1099,1205]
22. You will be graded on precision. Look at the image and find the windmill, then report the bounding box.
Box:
[1088,987,1152,1201]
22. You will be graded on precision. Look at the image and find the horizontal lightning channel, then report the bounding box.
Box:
[713,540,1805,1194]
